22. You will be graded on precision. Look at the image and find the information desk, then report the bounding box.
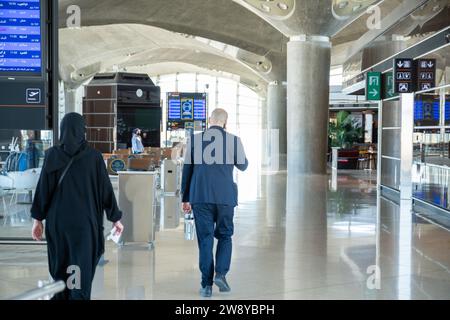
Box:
[118,171,157,247]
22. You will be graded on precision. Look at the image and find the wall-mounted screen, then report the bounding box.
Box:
[167,92,207,131]
[414,95,439,127]
[445,97,450,126]
[0,0,42,75]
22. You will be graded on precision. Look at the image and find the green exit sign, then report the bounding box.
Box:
[366,72,381,101]
[382,72,397,99]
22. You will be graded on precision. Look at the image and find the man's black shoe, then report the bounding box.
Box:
[214,275,231,293]
[199,285,213,297]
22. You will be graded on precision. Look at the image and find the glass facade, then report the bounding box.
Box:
[0,73,262,240]
[154,73,262,201]
[412,86,450,212]
[0,129,52,240]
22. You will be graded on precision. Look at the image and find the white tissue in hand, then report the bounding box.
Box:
[107,227,122,244]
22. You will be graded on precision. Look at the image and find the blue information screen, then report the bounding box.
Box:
[414,95,439,126]
[0,0,42,74]
[193,97,207,120]
[445,99,450,124]
[168,95,181,120]
[168,92,207,121]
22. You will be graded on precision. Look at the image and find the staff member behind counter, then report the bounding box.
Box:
[131,128,145,154]
[181,108,248,298]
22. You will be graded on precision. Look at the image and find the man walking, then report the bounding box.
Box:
[181,108,248,297]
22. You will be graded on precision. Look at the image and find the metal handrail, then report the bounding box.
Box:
[10,281,65,300]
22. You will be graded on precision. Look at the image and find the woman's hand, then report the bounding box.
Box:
[113,220,124,236]
[31,220,44,241]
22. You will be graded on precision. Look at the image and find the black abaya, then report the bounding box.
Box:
[31,113,122,300]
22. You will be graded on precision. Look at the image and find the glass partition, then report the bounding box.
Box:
[412,86,450,211]
[0,130,53,241]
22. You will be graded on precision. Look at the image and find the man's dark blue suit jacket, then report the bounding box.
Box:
[181,126,248,207]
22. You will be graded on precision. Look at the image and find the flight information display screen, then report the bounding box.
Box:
[0,0,42,75]
[444,97,450,125]
[168,92,207,121]
[167,92,207,131]
[414,95,439,126]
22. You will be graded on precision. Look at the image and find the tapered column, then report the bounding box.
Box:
[287,35,331,175]
[267,82,287,155]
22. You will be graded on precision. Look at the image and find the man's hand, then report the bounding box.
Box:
[113,220,124,236]
[31,219,44,241]
[182,202,192,213]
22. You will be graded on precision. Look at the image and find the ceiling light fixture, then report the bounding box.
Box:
[338,1,349,9]
[277,2,288,10]
[352,4,362,12]
[260,3,271,12]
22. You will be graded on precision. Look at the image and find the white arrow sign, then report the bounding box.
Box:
[370,88,378,97]
[427,61,434,68]
[397,61,404,68]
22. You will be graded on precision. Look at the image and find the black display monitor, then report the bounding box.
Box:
[414,94,440,127]
[167,92,207,131]
[0,0,58,132]
[117,106,161,148]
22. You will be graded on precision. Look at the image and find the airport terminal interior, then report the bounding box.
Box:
[0,0,450,300]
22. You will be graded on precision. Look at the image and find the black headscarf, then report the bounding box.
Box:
[60,112,87,156]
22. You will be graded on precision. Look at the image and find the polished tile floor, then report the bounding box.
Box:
[1,169,450,300]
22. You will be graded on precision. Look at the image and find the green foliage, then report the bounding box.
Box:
[329,111,363,149]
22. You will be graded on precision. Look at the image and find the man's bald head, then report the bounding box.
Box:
[209,108,228,128]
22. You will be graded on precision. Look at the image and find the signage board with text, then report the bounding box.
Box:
[394,58,416,94]
[0,0,57,131]
[417,59,436,91]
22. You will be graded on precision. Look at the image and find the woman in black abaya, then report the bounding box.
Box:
[31,113,123,300]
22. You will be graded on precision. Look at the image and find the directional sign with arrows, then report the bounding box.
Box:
[382,72,397,99]
[417,58,436,91]
[394,58,416,94]
[366,72,381,101]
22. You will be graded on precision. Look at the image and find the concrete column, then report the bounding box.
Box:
[399,93,414,200]
[267,82,287,155]
[287,36,331,175]
[260,98,269,167]
[64,85,83,115]
[64,89,77,114]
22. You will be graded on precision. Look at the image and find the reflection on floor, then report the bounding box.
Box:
[1,169,450,300]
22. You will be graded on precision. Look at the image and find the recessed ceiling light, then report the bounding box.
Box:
[352,4,362,12]
[277,2,288,10]
[261,3,271,12]
[338,1,349,9]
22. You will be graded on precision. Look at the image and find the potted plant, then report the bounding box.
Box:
[328,111,363,169]
[329,111,363,149]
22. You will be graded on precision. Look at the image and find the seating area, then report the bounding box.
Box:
[331,145,378,170]
[336,149,359,169]
[0,168,41,225]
